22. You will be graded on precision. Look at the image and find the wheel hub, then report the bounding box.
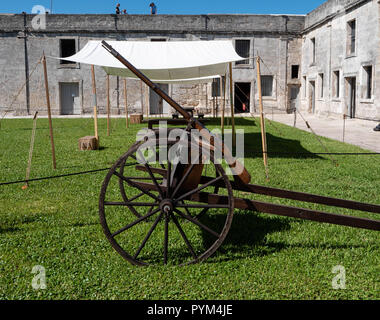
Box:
[160,199,174,214]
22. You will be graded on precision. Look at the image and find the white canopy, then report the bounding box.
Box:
[58,40,244,84]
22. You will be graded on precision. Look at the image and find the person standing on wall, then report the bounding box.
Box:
[150,2,157,15]
[116,3,121,14]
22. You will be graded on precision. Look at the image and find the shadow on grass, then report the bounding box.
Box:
[264,240,377,251]
[200,212,291,262]
[241,132,323,159]
[203,117,257,127]
[0,226,21,234]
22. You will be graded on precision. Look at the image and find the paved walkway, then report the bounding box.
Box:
[269,113,380,153]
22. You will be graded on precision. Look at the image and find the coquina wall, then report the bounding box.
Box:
[0,13,304,116]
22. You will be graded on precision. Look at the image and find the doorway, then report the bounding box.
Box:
[149,84,169,115]
[234,82,251,113]
[309,81,315,113]
[60,83,80,115]
[346,77,356,118]
[288,85,300,112]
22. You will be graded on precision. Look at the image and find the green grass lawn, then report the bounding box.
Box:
[0,116,379,300]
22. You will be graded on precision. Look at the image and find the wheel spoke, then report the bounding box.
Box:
[171,163,196,199]
[123,176,163,181]
[128,192,145,202]
[174,208,220,238]
[137,149,165,199]
[105,202,158,207]
[112,207,161,237]
[113,171,161,202]
[134,212,163,259]
[167,161,172,197]
[176,203,229,209]
[194,207,209,221]
[119,192,145,218]
[175,176,224,203]
[163,213,169,264]
[117,161,139,169]
[171,213,197,260]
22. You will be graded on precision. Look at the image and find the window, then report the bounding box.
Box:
[261,76,273,97]
[347,20,356,55]
[311,38,316,64]
[363,65,373,99]
[291,65,299,79]
[235,40,250,65]
[319,73,324,98]
[333,71,340,98]
[59,39,76,65]
[150,38,167,42]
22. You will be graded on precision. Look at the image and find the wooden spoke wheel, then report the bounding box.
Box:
[99,138,234,266]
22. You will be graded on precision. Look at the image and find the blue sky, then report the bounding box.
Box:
[1,0,326,15]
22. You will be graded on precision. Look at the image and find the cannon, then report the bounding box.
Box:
[99,41,380,266]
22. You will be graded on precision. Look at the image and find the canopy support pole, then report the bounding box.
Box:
[106,74,110,136]
[229,63,236,148]
[145,83,149,121]
[256,57,269,179]
[42,54,57,170]
[140,80,144,120]
[221,75,226,135]
[91,65,99,145]
[124,79,129,128]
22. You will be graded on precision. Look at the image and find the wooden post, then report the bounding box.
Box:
[212,96,216,118]
[140,80,144,120]
[221,75,226,134]
[91,65,99,145]
[343,113,346,142]
[124,78,128,128]
[22,111,38,189]
[42,54,57,169]
[106,74,110,136]
[256,57,269,179]
[145,83,149,121]
[229,62,236,148]
[205,83,208,114]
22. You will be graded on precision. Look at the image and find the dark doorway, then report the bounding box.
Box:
[60,82,80,115]
[346,77,356,118]
[234,82,251,113]
[309,80,316,113]
[288,85,300,112]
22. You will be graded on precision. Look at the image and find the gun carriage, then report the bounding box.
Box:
[99,41,380,266]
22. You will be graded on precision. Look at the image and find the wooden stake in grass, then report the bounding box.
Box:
[91,65,99,147]
[221,75,226,135]
[229,63,236,148]
[140,80,145,120]
[106,74,110,136]
[22,111,38,190]
[124,78,129,128]
[42,54,57,170]
[256,57,269,180]
[145,82,149,121]
[342,113,346,143]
